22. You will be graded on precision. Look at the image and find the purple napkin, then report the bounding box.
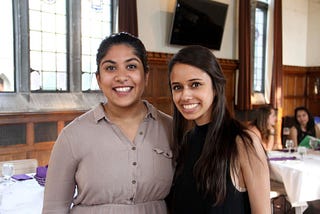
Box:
[268,156,297,161]
[11,174,33,181]
[36,165,48,178]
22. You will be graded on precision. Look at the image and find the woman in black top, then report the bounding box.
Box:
[167,45,270,213]
[289,106,320,147]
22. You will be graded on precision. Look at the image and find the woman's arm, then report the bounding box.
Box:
[249,125,274,151]
[42,130,77,214]
[289,126,298,147]
[237,133,271,214]
[315,124,320,139]
[265,128,275,151]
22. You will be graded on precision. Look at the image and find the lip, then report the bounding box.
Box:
[112,86,133,95]
[180,103,199,113]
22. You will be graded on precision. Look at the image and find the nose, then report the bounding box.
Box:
[180,88,193,101]
[114,69,128,83]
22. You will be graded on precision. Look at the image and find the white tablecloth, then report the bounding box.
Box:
[268,150,320,211]
[0,176,44,214]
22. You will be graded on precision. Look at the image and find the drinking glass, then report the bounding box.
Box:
[309,139,319,150]
[297,146,307,160]
[285,139,294,153]
[2,163,14,183]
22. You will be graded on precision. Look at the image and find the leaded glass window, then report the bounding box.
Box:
[81,0,113,91]
[0,1,14,92]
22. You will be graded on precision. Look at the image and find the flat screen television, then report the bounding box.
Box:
[169,0,228,50]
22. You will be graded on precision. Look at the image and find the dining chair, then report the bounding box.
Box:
[0,159,38,175]
[270,179,294,214]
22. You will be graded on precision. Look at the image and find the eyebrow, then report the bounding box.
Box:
[171,78,203,85]
[100,57,141,66]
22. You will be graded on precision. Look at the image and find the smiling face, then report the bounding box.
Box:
[170,63,215,125]
[96,44,148,109]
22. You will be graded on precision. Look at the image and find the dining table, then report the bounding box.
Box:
[268,149,320,214]
[0,174,44,214]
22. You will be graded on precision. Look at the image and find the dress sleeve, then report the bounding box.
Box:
[42,129,77,214]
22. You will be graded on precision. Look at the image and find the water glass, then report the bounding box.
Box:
[297,146,307,160]
[285,139,294,153]
[2,163,14,182]
[309,139,319,150]
[283,127,290,136]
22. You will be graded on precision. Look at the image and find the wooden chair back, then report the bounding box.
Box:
[0,159,38,175]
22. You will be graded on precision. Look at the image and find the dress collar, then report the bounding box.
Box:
[92,100,158,123]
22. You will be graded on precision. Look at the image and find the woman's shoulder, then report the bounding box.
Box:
[63,105,102,130]
[315,123,320,136]
[235,127,265,157]
[247,125,261,138]
[144,100,172,122]
[290,125,298,133]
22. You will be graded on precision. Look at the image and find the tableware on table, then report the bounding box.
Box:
[285,139,294,153]
[309,138,319,150]
[11,174,33,181]
[268,156,297,161]
[297,146,307,160]
[35,165,48,186]
[283,127,290,135]
[1,163,14,184]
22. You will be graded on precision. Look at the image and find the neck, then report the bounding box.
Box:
[103,101,147,121]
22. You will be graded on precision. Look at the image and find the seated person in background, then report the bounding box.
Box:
[249,106,278,151]
[289,106,320,147]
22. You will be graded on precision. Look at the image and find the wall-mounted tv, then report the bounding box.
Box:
[169,0,228,50]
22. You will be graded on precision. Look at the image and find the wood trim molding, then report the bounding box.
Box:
[147,52,172,62]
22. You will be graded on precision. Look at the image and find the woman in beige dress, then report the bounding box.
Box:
[42,32,174,214]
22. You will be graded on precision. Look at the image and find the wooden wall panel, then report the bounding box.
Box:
[0,111,84,165]
[282,65,320,117]
[306,68,320,116]
[219,59,238,115]
[282,66,306,116]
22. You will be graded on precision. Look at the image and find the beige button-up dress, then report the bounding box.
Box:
[42,101,174,214]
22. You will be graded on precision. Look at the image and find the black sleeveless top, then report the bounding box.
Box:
[170,124,250,214]
[296,125,316,144]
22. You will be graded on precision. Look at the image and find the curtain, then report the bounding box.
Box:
[118,0,138,36]
[270,0,283,108]
[237,0,252,110]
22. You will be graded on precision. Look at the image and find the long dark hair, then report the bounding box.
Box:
[251,105,275,142]
[294,106,316,133]
[168,45,254,205]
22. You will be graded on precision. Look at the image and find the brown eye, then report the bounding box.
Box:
[172,85,181,91]
[127,64,137,70]
[104,65,116,71]
[191,82,201,88]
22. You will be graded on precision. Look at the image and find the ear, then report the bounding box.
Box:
[96,73,102,89]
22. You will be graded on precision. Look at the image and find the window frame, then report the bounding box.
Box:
[251,0,268,94]
[0,0,117,112]
[13,0,116,93]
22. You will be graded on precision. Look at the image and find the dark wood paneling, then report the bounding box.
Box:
[0,111,84,165]
[306,68,320,116]
[282,65,320,117]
